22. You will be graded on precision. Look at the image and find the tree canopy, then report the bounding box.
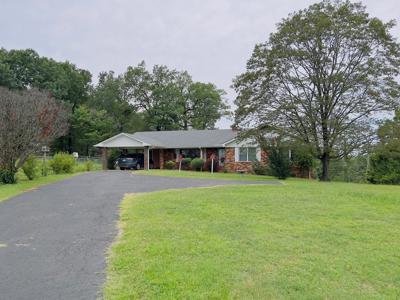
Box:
[233,0,400,180]
[368,111,400,184]
[123,62,229,130]
[0,48,92,152]
[88,71,146,134]
[0,87,69,181]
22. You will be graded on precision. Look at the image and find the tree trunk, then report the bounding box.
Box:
[320,152,330,181]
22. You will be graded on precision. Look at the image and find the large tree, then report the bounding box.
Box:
[0,87,69,182]
[180,82,228,130]
[70,106,116,156]
[0,48,92,152]
[89,71,146,133]
[123,62,228,130]
[233,0,400,181]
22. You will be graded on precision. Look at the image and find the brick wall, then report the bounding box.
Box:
[156,147,268,173]
[223,147,268,173]
[159,149,164,169]
[101,148,108,170]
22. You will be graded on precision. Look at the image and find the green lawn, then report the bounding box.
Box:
[104,180,400,299]
[0,172,77,203]
[136,169,275,181]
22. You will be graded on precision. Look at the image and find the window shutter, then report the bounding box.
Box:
[256,147,261,161]
[234,147,239,162]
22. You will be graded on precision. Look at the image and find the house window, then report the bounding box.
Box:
[237,147,257,162]
[176,149,200,159]
[218,148,226,164]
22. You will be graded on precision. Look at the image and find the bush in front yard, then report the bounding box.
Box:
[85,160,94,171]
[191,158,204,171]
[268,146,290,179]
[50,153,76,174]
[252,161,268,175]
[181,157,192,166]
[0,169,17,184]
[179,157,192,170]
[22,155,39,180]
[164,160,176,169]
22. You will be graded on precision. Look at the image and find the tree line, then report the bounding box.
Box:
[0,49,229,156]
[0,49,228,182]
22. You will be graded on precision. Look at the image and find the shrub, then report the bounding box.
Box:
[204,158,219,172]
[0,169,17,184]
[164,160,176,170]
[73,162,87,173]
[367,150,400,184]
[291,147,315,178]
[107,150,121,170]
[181,157,192,166]
[191,158,204,171]
[268,146,290,179]
[41,159,52,176]
[50,153,76,174]
[252,161,268,175]
[22,155,39,180]
[85,160,94,171]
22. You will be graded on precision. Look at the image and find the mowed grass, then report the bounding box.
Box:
[0,172,77,203]
[104,180,400,299]
[136,169,275,181]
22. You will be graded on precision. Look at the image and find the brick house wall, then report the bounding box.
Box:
[159,149,165,169]
[155,147,268,173]
[223,147,268,173]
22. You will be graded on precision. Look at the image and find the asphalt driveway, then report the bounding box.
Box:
[0,171,279,300]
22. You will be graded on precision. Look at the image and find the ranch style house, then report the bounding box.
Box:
[94,129,268,173]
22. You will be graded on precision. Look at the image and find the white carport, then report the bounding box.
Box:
[94,133,151,170]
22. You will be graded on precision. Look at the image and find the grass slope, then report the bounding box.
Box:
[0,173,77,203]
[105,180,400,299]
[136,169,275,181]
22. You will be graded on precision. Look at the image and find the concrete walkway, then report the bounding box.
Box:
[0,171,279,300]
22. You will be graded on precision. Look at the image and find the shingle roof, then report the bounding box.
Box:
[130,129,237,148]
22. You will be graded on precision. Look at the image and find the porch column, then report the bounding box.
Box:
[144,146,150,170]
[159,149,164,169]
[101,147,108,170]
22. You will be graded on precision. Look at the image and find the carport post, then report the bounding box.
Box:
[101,147,108,170]
[144,146,150,170]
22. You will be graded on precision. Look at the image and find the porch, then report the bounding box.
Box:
[99,147,224,171]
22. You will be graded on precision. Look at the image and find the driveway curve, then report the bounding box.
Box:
[0,171,279,300]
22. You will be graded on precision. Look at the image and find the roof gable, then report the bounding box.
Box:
[94,133,149,148]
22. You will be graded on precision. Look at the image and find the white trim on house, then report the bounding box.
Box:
[224,137,258,148]
[234,147,239,162]
[256,147,262,161]
[94,133,150,148]
[234,146,261,162]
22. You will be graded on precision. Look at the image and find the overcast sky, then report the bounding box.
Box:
[1,0,399,128]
